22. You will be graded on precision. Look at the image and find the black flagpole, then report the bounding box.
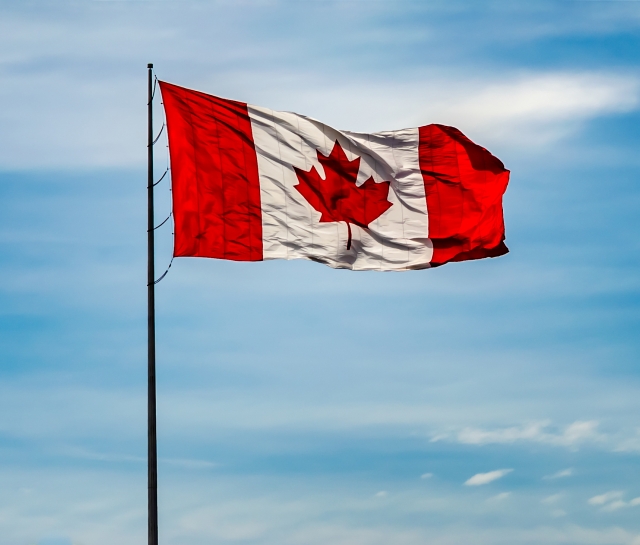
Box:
[147,62,159,545]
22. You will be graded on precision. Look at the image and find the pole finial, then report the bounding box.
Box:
[148,63,153,69]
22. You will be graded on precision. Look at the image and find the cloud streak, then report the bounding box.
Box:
[450,421,604,449]
[589,492,640,512]
[544,468,573,480]
[464,469,513,486]
[426,72,640,146]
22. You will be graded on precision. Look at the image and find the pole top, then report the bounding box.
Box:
[148,63,153,69]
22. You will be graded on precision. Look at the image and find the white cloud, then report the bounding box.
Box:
[465,469,513,486]
[437,422,640,456]
[456,421,603,449]
[420,473,433,480]
[427,72,640,147]
[542,494,563,505]
[564,421,601,444]
[162,458,218,470]
[603,500,628,513]
[614,428,640,453]
[544,468,573,480]
[61,447,145,464]
[589,491,624,506]
[374,491,388,498]
[489,492,511,502]
[589,494,640,512]
[458,422,548,445]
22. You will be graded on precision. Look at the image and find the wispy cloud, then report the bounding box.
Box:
[542,494,563,504]
[162,458,218,470]
[613,428,640,453]
[544,468,573,480]
[489,492,511,502]
[588,491,623,506]
[602,500,628,513]
[59,447,216,469]
[589,492,640,513]
[452,421,603,449]
[425,72,640,147]
[61,447,145,464]
[465,469,513,486]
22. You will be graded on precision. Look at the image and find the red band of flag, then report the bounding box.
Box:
[160,81,263,261]
[418,124,510,266]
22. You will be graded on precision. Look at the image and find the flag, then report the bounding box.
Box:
[159,81,510,271]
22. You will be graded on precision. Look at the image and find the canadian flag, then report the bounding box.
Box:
[159,81,510,271]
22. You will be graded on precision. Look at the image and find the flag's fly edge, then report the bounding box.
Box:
[419,124,510,266]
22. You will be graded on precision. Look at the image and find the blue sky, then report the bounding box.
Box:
[1,1,640,544]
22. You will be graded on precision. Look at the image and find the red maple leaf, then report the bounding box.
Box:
[293,140,393,250]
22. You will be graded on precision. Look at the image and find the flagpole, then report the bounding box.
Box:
[147,62,159,545]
